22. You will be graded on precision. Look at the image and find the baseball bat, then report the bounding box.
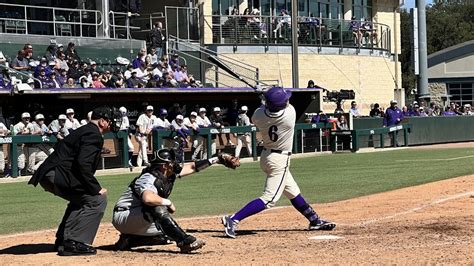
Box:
[207,55,258,91]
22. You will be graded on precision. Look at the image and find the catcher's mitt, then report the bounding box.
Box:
[217,153,241,169]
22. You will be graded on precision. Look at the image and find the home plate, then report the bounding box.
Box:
[309,235,343,240]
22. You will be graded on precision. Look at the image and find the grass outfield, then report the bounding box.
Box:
[0,147,473,235]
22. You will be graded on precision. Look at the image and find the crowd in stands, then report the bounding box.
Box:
[0,40,202,90]
[0,102,251,178]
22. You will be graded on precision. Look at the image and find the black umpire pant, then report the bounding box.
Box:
[39,170,107,245]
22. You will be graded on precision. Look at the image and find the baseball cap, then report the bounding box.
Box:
[57,43,64,48]
[213,107,221,112]
[176,114,184,120]
[264,87,292,111]
[90,61,97,65]
[190,111,197,117]
[21,112,31,119]
[146,105,154,111]
[159,108,168,116]
[199,107,206,113]
[58,114,67,120]
[35,114,44,120]
[240,105,248,111]
[390,99,398,104]
[66,108,74,114]
[119,106,127,113]
[27,78,34,84]
[48,61,56,66]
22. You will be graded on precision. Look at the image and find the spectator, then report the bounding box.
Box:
[463,104,473,115]
[132,48,146,69]
[419,107,428,117]
[44,44,58,62]
[349,101,362,117]
[63,78,77,88]
[49,72,60,88]
[443,105,457,116]
[349,16,362,46]
[65,108,81,131]
[91,72,106,88]
[23,43,35,65]
[361,18,377,46]
[310,110,328,123]
[11,50,30,71]
[99,70,110,87]
[336,115,349,130]
[235,106,252,158]
[148,47,160,65]
[65,42,80,63]
[127,70,142,88]
[80,76,92,88]
[135,105,156,167]
[67,60,81,80]
[124,65,133,80]
[369,103,383,117]
[426,102,440,116]
[402,105,410,117]
[57,69,68,87]
[56,43,64,57]
[109,70,125,88]
[169,54,180,69]
[383,100,403,127]
[37,67,52,88]
[307,80,315,88]
[34,58,51,78]
[273,9,291,37]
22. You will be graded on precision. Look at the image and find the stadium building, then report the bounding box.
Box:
[0,0,402,121]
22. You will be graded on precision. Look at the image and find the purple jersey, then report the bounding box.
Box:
[384,107,403,126]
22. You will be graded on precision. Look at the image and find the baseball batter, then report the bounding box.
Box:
[222,87,336,238]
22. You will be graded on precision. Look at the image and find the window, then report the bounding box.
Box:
[352,0,372,20]
[448,83,474,106]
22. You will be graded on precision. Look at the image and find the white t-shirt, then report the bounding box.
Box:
[252,104,295,152]
[155,117,171,129]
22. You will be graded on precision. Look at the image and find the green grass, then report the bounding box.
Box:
[0,147,473,235]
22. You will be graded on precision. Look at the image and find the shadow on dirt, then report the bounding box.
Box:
[0,243,54,255]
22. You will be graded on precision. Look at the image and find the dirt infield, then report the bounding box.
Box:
[0,175,472,264]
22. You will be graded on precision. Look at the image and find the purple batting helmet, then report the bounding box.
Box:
[264,87,292,112]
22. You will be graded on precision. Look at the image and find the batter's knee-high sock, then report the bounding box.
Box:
[290,194,319,222]
[231,198,266,222]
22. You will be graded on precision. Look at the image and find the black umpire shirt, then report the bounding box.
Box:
[29,123,104,196]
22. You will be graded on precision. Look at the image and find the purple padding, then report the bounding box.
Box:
[231,198,266,222]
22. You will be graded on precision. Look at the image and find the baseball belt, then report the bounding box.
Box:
[264,148,292,156]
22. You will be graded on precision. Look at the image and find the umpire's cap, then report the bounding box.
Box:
[91,106,113,120]
[264,86,292,112]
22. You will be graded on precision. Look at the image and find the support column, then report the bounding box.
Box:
[417,0,429,98]
[96,0,109,38]
[344,0,352,20]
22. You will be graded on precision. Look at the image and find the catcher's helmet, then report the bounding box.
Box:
[264,86,292,112]
[150,148,176,165]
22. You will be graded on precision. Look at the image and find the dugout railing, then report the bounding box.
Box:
[330,124,412,152]
[1,131,129,178]
[1,123,411,178]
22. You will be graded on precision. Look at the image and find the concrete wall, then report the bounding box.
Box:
[428,53,474,80]
[215,51,397,114]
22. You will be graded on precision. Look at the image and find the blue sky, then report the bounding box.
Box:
[402,0,434,9]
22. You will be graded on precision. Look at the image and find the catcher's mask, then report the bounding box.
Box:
[144,148,179,177]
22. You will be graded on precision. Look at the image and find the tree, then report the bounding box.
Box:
[400,0,474,93]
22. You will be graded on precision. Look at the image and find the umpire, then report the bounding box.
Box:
[28,106,120,256]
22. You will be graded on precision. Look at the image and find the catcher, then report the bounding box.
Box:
[112,148,239,253]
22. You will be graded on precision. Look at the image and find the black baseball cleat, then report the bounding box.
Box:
[53,238,64,252]
[114,234,172,251]
[58,240,97,256]
[309,219,336,231]
[177,236,206,253]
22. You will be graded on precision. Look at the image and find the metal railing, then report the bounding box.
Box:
[0,64,42,89]
[109,11,142,39]
[168,35,269,88]
[0,3,102,38]
[205,14,391,52]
